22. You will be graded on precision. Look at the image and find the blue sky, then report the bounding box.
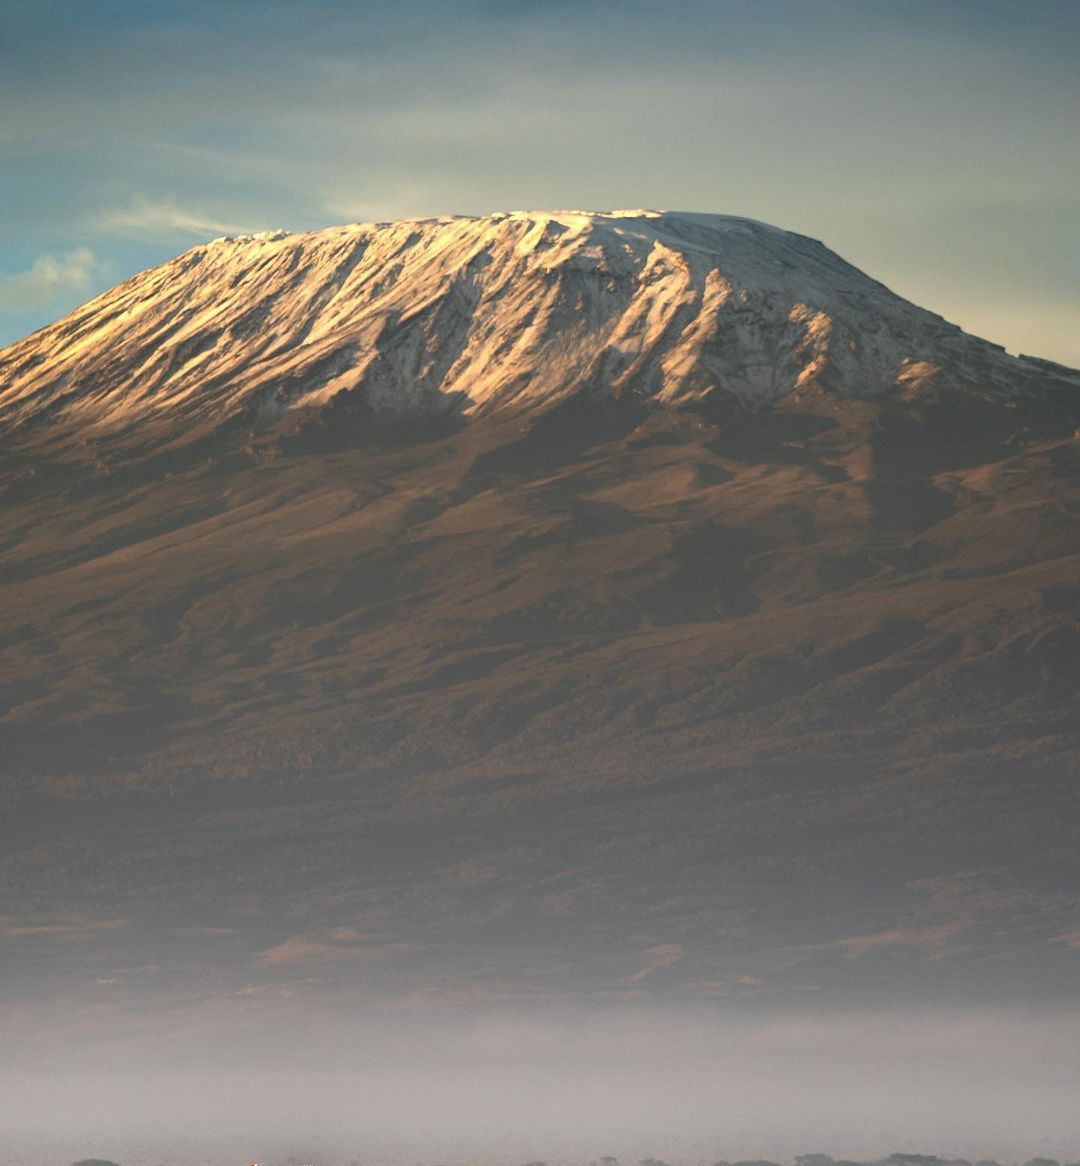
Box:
[1,0,1078,363]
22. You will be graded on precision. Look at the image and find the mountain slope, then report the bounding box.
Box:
[0,210,1078,1025]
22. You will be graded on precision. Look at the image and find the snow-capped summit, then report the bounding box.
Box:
[0,209,1076,436]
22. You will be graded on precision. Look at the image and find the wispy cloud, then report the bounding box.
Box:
[0,248,100,310]
[797,923,965,960]
[98,196,257,240]
[258,932,415,967]
[624,943,685,983]
[0,914,128,940]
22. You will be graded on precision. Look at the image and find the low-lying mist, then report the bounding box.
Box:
[5,1005,1080,1166]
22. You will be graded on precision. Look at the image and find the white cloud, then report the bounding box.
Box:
[0,247,100,310]
[98,196,257,240]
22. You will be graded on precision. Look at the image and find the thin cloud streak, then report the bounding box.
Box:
[795,925,967,961]
[0,914,128,940]
[258,934,416,966]
[625,943,686,983]
[98,197,258,240]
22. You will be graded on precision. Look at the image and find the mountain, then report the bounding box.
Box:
[3,210,1077,445]
[1,211,1079,1023]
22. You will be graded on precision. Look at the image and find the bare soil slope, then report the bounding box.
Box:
[2,385,1079,1011]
